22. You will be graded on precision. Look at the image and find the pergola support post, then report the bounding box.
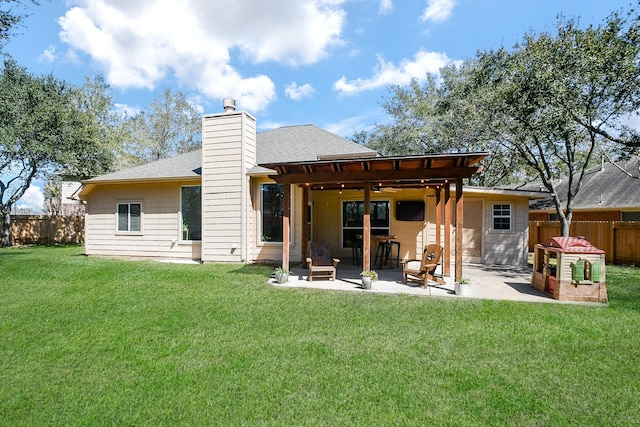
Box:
[455,179,463,282]
[362,186,371,272]
[435,187,442,247]
[282,184,291,271]
[444,183,451,277]
[302,186,309,265]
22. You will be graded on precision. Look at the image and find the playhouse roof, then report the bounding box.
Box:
[541,236,605,254]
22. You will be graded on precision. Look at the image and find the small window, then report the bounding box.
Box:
[181,186,201,241]
[117,202,141,232]
[492,203,511,230]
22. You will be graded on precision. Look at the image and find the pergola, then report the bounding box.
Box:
[261,152,488,282]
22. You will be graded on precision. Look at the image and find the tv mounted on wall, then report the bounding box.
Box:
[396,201,425,221]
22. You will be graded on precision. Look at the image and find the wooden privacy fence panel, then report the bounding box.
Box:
[10,215,84,245]
[529,221,640,266]
[614,223,640,266]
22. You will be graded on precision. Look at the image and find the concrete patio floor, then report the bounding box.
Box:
[271,262,575,304]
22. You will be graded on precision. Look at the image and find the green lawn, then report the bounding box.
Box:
[1,245,639,426]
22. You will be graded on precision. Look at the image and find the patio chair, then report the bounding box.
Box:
[306,241,340,281]
[401,244,445,294]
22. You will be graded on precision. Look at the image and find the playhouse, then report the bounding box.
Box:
[531,236,608,303]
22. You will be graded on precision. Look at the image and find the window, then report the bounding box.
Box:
[117,202,141,232]
[181,186,201,241]
[342,200,390,248]
[261,183,286,243]
[492,203,512,230]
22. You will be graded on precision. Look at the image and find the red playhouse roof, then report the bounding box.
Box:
[542,236,605,254]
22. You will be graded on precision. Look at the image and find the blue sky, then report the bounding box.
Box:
[5,0,633,211]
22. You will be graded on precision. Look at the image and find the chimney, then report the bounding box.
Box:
[201,100,256,263]
[223,98,236,112]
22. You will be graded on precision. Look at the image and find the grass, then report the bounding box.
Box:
[1,245,639,426]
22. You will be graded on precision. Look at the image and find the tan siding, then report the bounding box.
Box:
[482,197,529,265]
[84,181,201,260]
[201,111,256,262]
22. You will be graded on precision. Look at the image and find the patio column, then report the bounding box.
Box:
[444,183,451,277]
[363,186,371,272]
[302,186,309,264]
[435,187,442,247]
[455,179,464,282]
[282,184,291,271]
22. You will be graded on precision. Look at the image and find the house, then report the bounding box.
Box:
[529,157,640,221]
[78,100,545,272]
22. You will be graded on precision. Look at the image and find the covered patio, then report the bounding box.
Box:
[261,152,489,282]
[270,263,572,304]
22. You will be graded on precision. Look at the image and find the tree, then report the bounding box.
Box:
[362,8,640,236]
[126,89,201,165]
[69,75,129,177]
[0,60,111,246]
[0,0,40,50]
[363,69,533,186]
[470,10,640,235]
[43,175,61,215]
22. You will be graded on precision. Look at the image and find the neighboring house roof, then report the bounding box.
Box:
[465,186,548,199]
[529,157,640,211]
[83,124,376,183]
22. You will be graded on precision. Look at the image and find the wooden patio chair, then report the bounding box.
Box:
[306,241,340,281]
[401,244,445,294]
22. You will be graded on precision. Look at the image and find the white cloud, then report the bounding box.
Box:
[38,45,56,63]
[324,114,374,138]
[113,103,140,118]
[285,82,316,100]
[421,0,455,23]
[57,0,347,112]
[17,185,44,213]
[379,0,393,14]
[333,49,456,95]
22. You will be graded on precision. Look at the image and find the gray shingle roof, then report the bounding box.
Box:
[256,124,376,164]
[530,157,640,210]
[85,124,376,183]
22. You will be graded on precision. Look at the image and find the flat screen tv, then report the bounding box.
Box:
[396,201,424,221]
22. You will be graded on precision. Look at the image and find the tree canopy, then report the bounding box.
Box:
[125,89,201,166]
[361,7,640,236]
[0,0,40,50]
[0,60,115,245]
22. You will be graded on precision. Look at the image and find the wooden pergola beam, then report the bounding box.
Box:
[270,167,480,185]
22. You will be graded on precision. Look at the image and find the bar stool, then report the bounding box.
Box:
[389,241,401,268]
[351,239,362,266]
[375,241,393,268]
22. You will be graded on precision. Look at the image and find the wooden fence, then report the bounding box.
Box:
[529,221,640,266]
[9,215,84,245]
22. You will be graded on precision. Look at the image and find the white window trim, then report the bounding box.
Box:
[115,201,143,234]
[491,202,512,232]
[180,185,201,242]
[259,183,293,245]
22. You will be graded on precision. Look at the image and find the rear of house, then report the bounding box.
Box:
[79,102,542,267]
